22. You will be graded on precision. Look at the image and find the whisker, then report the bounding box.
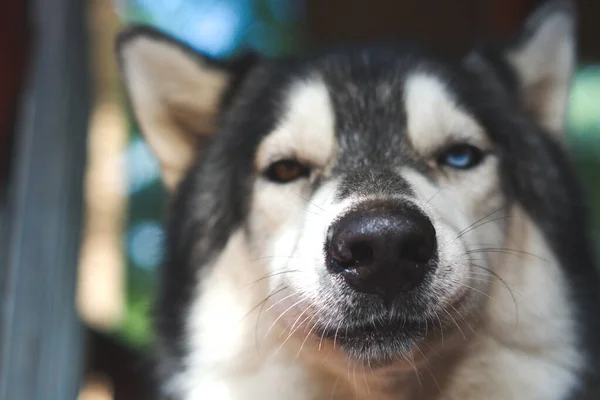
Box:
[253,285,289,348]
[362,364,371,396]
[319,319,332,351]
[302,208,322,216]
[273,300,324,358]
[466,247,549,262]
[421,340,443,359]
[243,269,299,288]
[347,354,352,389]
[470,263,519,326]
[284,296,329,349]
[287,304,313,334]
[353,363,358,394]
[433,310,444,347]
[469,267,525,300]
[298,194,326,212]
[331,321,343,350]
[250,255,301,262]
[458,282,495,301]
[264,295,307,339]
[328,377,340,400]
[448,303,476,335]
[296,315,318,359]
[470,263,550,326]
[405,351,422,389]
[426,187,444,205]
[240,283,287,323]
[467,276,497,285]
[443,308,466,340]
[456,215,513,239]
[273,306,314,358]
[454,206,506,239]
[265,292,297,312]
[414,344,441,394]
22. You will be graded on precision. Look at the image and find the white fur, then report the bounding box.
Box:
[168,79,344,399]
[444,207,581,400]
[250,77,339,302]
[173,201,580,400]
[120,36,231,189]
[255,78,337,171]
[174,231,334,400]
[507,10,575,135]
[403,73,491,156]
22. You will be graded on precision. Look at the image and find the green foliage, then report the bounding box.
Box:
[567,66,600,260]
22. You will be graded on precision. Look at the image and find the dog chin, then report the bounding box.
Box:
[315,316,431,367]
[311,287,474,367]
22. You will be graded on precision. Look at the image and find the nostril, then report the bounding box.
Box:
[331,239,375,268]
[348,242,374,266]
[399,235,435,264]
[330,240,353,263]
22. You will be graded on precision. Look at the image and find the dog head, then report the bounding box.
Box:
[118,1,580,371]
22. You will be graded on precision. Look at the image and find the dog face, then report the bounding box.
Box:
[118,0,583,377]
[243,64,508,365]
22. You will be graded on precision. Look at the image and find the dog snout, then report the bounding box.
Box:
[326,201,437,298]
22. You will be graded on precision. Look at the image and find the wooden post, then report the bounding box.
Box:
[0,0,91,398]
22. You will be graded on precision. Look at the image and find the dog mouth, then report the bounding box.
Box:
[311,316,430,366]
[309,288,472,365]
[317,315,430,343]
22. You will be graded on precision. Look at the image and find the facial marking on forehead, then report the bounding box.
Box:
[403,73,489,154]
[336,169,413,201]
[255,77,337,170]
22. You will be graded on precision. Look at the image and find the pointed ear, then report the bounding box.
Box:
[466,1,576,137]
[116,26,257,190]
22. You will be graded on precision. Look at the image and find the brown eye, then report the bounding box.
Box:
[265,159,310,183]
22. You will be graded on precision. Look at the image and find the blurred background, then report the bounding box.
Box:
[0,1,598,399]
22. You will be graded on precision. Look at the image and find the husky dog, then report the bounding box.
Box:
[117,1,599,399]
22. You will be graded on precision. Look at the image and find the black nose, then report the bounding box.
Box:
[327,201,437,298]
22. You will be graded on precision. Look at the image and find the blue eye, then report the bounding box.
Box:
[439,144,485,169]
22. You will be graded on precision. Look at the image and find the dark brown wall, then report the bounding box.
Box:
[576,0,600,62]
[306,0,599,61]
[0,2,30,186]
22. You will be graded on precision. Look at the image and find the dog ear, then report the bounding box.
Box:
[117,26,257,190]
[465,1,576,137]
